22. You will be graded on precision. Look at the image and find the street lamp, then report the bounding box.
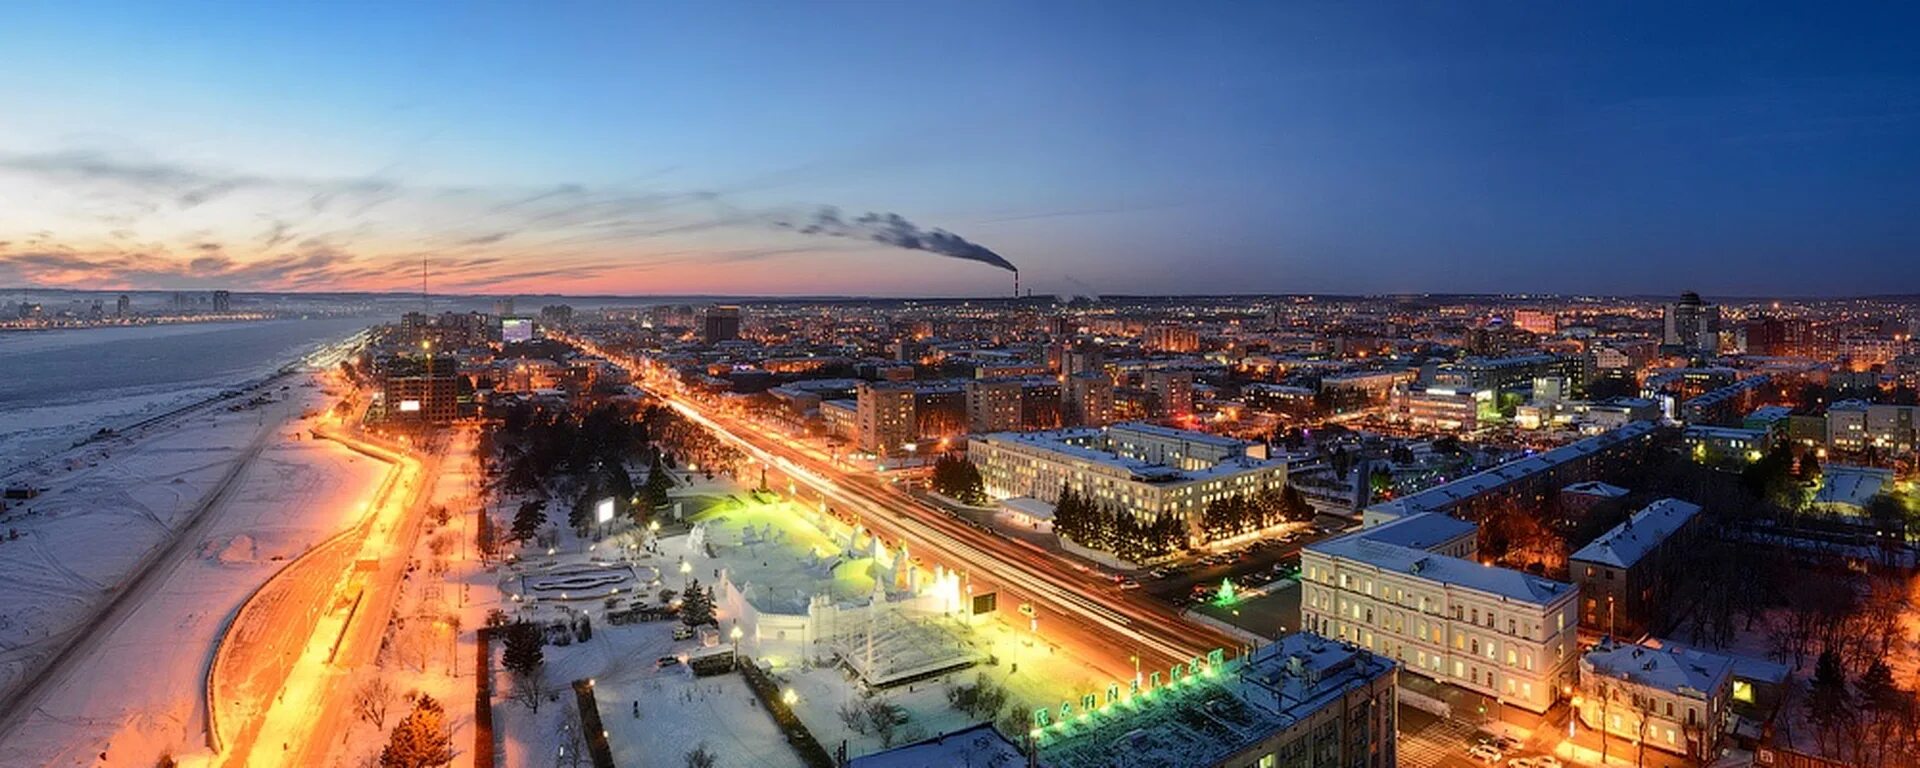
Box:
[730,623,743,663]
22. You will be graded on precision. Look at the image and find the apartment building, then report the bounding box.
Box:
[1569,499,1704,639]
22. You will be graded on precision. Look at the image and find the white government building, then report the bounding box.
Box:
[1301,512,1580,713]
[967,422,1288,538]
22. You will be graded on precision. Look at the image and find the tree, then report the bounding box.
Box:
[379,694,454,768]
[1807,648,1853,756]
[1855,660,1903,767]
[511,500,547,543]
[642,452,674,510]
[681,578,715,626]
[354,677,394,730]
[502,621,546,712]
[931,455,988,506]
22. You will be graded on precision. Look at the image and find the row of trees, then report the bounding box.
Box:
[929,455,986,505]
[1053,487,1187,563]
[1197,485,1312,541]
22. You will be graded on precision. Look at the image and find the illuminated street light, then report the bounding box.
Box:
[781,688,798,706]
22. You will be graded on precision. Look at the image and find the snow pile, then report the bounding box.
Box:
[216,534,256,564]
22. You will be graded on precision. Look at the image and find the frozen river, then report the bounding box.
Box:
[0,317,373,468]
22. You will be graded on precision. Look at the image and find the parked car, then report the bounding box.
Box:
[1507,758,1536,768]
[655,656,682,669]
[1531,757,1562,768]
[1489,736,1521,752]
[1467,744,1503,763]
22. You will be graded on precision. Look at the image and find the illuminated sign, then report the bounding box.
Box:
[1031,647,1227,740]
[502,317,533,344]
[596,498,615,524]
[398,400,422,412]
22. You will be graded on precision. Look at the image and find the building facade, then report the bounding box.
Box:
[1301,513,1580,713]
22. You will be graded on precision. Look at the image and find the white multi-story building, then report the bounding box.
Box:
[968,422,1287,539]
[1301,513,1580,713]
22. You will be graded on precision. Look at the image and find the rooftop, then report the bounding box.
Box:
[1562,480,1630,499]
[1569,498,1702,569]
[1037,633,1394,768]
[1371,421,1659,518]
[1584,639,1733,698]
[1310,514,1573,605]
[846,723,1023,768]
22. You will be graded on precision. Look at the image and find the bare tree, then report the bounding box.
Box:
[353,676,394,730]
[683,744,717,768]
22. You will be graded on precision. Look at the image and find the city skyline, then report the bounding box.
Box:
[5,2,1920,298]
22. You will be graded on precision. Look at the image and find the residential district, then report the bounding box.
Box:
[4,292,1918,768]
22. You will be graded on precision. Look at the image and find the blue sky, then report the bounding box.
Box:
[2,2,1918,297]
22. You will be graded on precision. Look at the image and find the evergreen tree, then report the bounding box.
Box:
[379,694,455,768]
[1806,648,1852,752]
[511,500,547,542]
[502,621,546,712]
[643,452,674,510]
[680,578,715,626]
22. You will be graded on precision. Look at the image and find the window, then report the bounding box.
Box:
[1259,755,1276,768]
[1666,702,1673,717]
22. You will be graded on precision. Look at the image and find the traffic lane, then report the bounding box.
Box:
[725,426,1233,669]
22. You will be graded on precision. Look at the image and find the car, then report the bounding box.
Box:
[1507,758,1536,768]
[1117,579,1141,590]
[1531,757,1562,768]
[1467,744,1503,763]
[1489,736,1521,752]
[655,656,682,669]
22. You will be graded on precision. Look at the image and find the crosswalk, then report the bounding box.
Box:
[1399,717,1479,768]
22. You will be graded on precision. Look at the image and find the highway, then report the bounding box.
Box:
[573,340,1242,677]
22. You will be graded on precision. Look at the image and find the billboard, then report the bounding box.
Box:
[502,317,533,344]
[398,400,422,412]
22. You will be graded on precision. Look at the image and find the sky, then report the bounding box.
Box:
[2,2,1919,298]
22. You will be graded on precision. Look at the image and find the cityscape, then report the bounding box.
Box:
[3,5,1920,768]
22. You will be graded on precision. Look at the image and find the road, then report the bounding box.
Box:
[221,424,443,767]
[573,341,1241,677]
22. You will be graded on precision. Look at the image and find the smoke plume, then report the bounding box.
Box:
[781,206,1016,273]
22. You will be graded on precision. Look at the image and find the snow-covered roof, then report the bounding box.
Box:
[1569,499,1701,569]
[847,722,1023,768]
[1356,512,1476,551]
[1584,640,1733,698]
[999,496,1055,521]
[1371,421,1659,518]
[1562,481,1630,499]
[1037,633,1393,768]
[1309,514,1573,605]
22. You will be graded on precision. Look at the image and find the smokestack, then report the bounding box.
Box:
[1014,269,1019,299]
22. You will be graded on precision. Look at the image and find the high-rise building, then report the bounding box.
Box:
[964,379,1023,434]
[115,294,130,318]
[1142,369,1194,418]
[1662,292,1720,355]
[702,305,742,344]
[1143,323,1201,353]
[1064,371,1115,427]
[211,290,231,313]
[855,382,917,456]
[492,297,515,317]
